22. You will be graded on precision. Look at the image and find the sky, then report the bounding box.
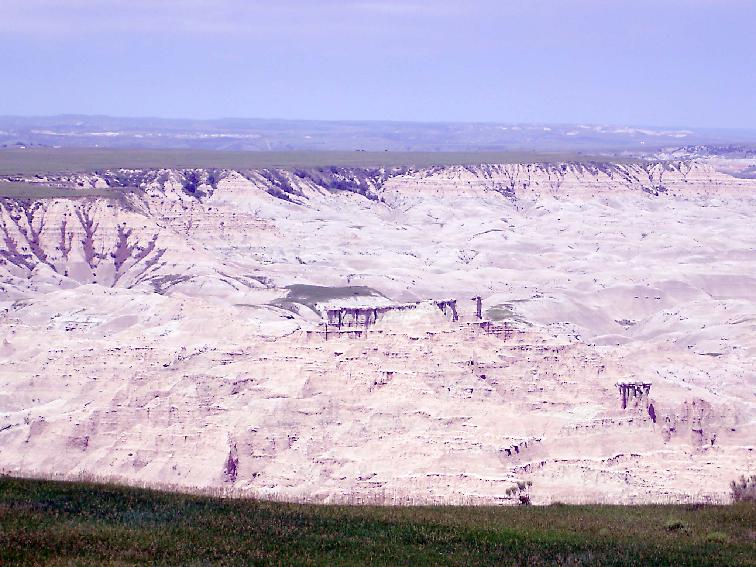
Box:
[1,0,755,129]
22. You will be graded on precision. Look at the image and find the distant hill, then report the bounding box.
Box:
[2,115,755,153]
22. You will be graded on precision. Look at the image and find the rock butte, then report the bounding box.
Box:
[0,161,754,504]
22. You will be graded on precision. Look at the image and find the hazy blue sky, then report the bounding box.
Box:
[2,0,755,128]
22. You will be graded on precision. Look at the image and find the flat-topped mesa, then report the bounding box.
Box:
[617,382,652,410]
[325,299,459,329]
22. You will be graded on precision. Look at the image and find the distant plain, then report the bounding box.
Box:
[0,148,641,176]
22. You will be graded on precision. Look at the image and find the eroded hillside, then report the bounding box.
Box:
[0,161,754,503]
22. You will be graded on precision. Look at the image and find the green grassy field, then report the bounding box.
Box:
[0,181,132,199]
[0,477,753,566]
[0,148,640,176]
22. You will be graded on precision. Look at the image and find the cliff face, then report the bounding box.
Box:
[0,161,754,504]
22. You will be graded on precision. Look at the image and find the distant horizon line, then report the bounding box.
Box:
[2,113,755,134]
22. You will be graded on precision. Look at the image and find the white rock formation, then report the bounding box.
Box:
[0,161,754,504]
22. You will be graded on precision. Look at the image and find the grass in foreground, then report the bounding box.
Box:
[0,477,754,566]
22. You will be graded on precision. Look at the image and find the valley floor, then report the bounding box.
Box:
[0,477,754,566]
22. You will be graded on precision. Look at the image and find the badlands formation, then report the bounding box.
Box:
[0,161,754,504]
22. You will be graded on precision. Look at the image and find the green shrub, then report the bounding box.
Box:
[729,474,756,503]
[706,531,729,544]
[506,479,533,504]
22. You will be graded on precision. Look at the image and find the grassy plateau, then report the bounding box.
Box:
[0,477,753,566]
[0,148,640,176]
[0,181,132,199]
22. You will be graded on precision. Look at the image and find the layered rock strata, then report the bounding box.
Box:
[1,161,754,503]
